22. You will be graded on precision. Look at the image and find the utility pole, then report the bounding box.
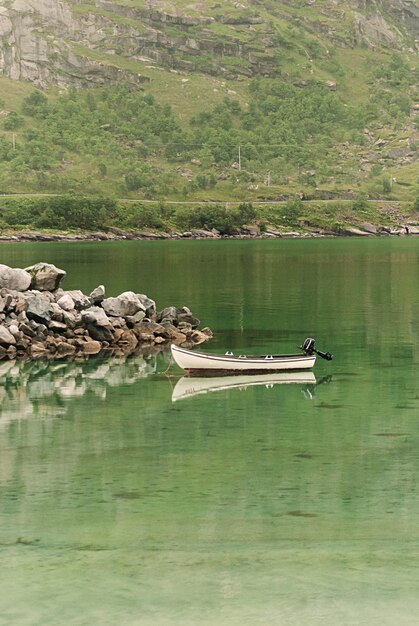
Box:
[238,145,241,171]
[12,133,16,149]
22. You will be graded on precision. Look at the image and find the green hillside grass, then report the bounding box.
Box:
[0,0,417,216]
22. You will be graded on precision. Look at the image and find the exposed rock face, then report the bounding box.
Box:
[0,0,416,87]
[0,0,150,87]
[0,262,212,360]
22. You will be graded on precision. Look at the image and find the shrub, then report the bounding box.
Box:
[174,202,256,234]
[34,195,116,230]
[281,199,303,226]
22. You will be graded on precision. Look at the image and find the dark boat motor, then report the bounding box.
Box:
[300,337,333,361]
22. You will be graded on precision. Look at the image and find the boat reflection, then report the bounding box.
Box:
[171,371,317,402]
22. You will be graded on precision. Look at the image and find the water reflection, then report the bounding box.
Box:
[171,371,317,402]
[0,354,158,428]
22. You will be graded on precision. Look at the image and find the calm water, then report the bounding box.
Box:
[1,238,419,625]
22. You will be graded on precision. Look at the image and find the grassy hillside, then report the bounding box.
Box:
[0,0,417,210]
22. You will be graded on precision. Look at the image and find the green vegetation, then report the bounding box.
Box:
[0,0,416,233]
[0,52,416,210]
[0,195,413,236]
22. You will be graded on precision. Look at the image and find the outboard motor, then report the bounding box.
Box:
[300,337,333,361]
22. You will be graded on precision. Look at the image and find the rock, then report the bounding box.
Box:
[0,265,31,292]
[86,324,114,342]
[81,338,102,354]
[25,294,53,323]
[177,307,200,328]
[358,223,378,234]
[49,321,68,333]
[57,294,75,311]
[157,306,179,324]
[62,310,77,329]
[325,80,337,90]
[125,310,146,326]
[89,285,105,304]
[159,322,186,344]
[50,302,64,321]
[55,342,76,357]
[8,324,20,337]
[342,227,371,236]
[63,290,92,310]
[81,306,111,327]
[30,342,49,358]
[102,291,146,317]
[0,325,16,345]
[20,323,37,338]
[116,330,138,351]
[0,265,212,359]
[240,225,260,236]
[136,294,156,317]
[25,263,66,291]
[189,329,211,345]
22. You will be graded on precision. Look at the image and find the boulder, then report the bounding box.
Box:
[0,264,31,292]
[57,294,75,311]
[55,342,76,357]
[25,294,53,324]
[81,306,111,327]
[102,291,146,317]
[49,321,68,333]
[81,337,102,354]
[116,330,138,352]
[86,324,114,342]
[89,285,105,304]
[177,307,200,328]
[62,290,91,310]
[25,263,66,291]
[189,329,212,345]
[136,294,156,317]
[125,310,146,326]
[157,306,178,324]
[0,325,16,345]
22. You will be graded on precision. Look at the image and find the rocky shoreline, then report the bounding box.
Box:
[1,222,419,242]
[0,262,212,360]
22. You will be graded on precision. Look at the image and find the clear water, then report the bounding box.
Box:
[1,238,419,625]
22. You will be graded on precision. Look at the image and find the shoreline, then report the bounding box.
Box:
[0,223,417,243]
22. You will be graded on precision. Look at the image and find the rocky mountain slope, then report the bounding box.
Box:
[0,1,417,206]
[0,0,417,88]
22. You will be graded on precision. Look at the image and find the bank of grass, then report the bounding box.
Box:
[0,194,416,237]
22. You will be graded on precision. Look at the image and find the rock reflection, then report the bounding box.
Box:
[0,353,158,427]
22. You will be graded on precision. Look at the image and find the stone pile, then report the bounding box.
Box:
[0,262,212,360]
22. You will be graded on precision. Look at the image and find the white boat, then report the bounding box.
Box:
[172,371,317,402]
[171,338,332,375]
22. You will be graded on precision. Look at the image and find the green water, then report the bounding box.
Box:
[1,238,419,625]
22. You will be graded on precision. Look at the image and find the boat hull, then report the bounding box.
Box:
[171,344,316,374]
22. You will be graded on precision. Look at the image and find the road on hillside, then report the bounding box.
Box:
[0,193,402,205]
